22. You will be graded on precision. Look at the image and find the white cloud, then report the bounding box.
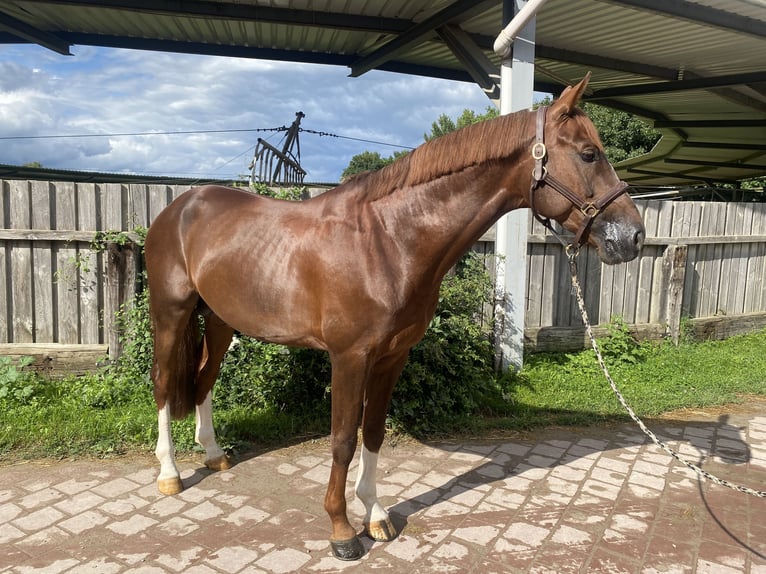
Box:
[0,45,492,182]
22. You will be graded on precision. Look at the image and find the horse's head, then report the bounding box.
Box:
[529,74,645,264]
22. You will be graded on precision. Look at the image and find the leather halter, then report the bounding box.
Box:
[529,106,630,250]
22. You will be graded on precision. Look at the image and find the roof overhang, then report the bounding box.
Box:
[1,0,764,185]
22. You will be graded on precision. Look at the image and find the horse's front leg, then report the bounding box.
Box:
[355,351,409,542]
[324,351,369,561]
[195,391,231,471]
[355,446,396,541]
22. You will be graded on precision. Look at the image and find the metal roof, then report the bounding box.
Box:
[1,0,764,185]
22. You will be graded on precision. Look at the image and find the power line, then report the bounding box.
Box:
[0,127,286,140]
[0,126,416,150]
[300,128,415,150]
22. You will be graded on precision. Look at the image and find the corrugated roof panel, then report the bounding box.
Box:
[538,1,762,76]
[688,0,766,22]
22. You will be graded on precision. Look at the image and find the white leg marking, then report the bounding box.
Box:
[156,405,179,482]
[355,446,390,525]
[195,392,225,464]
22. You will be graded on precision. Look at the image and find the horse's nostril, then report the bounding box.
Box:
[634,229,645,248]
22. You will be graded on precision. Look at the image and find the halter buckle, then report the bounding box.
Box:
[531,142,547,160]
[581,203,600,218]
[531,165,547,183]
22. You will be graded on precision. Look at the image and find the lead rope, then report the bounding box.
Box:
[566,246,766,497]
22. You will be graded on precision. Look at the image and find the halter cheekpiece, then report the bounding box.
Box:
[529,106,630,250]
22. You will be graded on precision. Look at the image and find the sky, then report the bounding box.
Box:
[0,43,495,183]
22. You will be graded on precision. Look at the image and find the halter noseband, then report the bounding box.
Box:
[529,106,630,250]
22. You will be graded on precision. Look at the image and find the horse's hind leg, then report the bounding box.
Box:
[152,300,199,495]
[355,351,410,543]
[194,312,234,471]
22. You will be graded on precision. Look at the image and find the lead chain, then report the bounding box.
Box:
[566,247,766,498]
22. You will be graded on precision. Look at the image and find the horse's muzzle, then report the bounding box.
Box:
[593,218,645,264]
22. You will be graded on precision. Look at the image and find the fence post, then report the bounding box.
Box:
[661,244,688,344]
[104,241,139,362]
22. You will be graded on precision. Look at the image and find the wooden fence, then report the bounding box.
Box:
[518,199,766,350]
[1,179,765,370]
[0,181,191,371]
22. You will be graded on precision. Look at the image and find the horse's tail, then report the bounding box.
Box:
[159,311,201,421]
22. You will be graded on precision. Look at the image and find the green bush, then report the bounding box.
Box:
[0,357,47,408]
[389,253,498,434]
[216,338,331,414]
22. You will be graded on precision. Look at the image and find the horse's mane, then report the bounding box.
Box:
[342,108,533,200]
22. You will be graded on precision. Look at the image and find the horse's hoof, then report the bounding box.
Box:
[205,454,232,472]
[330,536,365,561]
[365,518,397,542]
[157,477,184,495]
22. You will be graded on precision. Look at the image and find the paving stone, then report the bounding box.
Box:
[0,523,25,544]
[54,491,106,515]
[19,488,65,510]
[58,510,109,535]
[66,557,123,573]
[53,478,101,496]
[182,500,224,521]
[452,524,500,546]
[156,516,200,537]
[255,548,311,573]
[14,525,71,554]
[206,545,260,573]
[0,502,23,524]
[503,521,550,548]
[384,534,433,562]
[12,507,65,532]
[549,523,592,546]
[106,514,158,536]
[100,494,150,516]
[90,478,140,498]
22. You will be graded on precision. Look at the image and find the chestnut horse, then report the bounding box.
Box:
[144,75,644,560]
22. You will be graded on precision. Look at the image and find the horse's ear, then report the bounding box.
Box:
[550,72,591,118]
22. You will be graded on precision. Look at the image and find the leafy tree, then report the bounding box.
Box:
[424,106,498,141]
[742,177,765,191]
[341,151,390,179]
[581,102,660,163]
[341,149,409,180]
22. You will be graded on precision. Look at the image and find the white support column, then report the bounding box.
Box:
[494,0,538,371]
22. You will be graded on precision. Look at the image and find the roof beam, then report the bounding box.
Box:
[626,168,731,185]
[349,0,496,78]
[683,141,766,152]
[534,45,677,81]
[0,9,71,54]
[664,158,766,171]
[22,0,412,34]
[654,119,766,129]
[437,25,500,104]
[44,32,478,84]
[590,71,766,99]
[603,0,766,39]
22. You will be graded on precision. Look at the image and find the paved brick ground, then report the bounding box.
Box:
[2,404,766,573]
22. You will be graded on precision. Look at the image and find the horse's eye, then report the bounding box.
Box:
[580,149,598,163]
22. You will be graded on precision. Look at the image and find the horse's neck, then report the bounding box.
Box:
[373,156,531,280]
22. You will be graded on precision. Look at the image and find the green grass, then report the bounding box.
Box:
[1,329,766,460]
[480,327,766,432]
